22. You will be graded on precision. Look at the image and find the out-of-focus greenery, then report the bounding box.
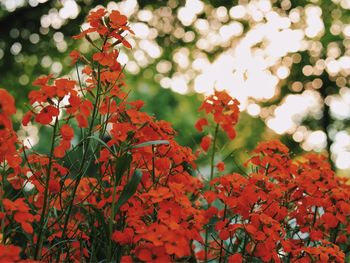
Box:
[1,0,350,172]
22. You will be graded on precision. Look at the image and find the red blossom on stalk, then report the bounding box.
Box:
[0,89,21,168]
[69,50,80,65]
[3,198,36,234]
[0,244,22,262]
[198,90,240,139]
[200,135,211,152]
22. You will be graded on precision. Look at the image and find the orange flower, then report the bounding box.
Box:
[203,191,216,204]
[67,95,93,128]
[198,90,240,139]
[112,228,134,245]
[69,50,80,65]
[35,105,59,125]
[3,198,35,234]
[110,122,133,144]
[0,89,16,115]
[32,74,52,87]
[120,256,133,263]
[322,213,339,228]
[194,117,208,132]
[109,10,128,28]
[136,245,171,262]
[253,139,289,155]
[87,8,107,27]
[200,135,211,152]
[216,161,225,171]
[55,78,76,98]
[228,253,243,263]
[22,111,33,126]
[60,124,74,141]
[0,244,21,262]
[145,187,173,203]
[54,140,71,158]
[76,113,88,128]
[93,51,117,67]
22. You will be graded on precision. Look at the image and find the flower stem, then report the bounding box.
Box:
[107,171,119,261]
[58,65,102,260]
[34,116,59,260]
[210,124,219,182]
[204,123,219,262]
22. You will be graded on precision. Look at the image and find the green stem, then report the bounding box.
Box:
[107,172,119,261]
[151,145,156,183]
[58,65,102,259]
[1,163,7,245]
[218,204,227,263]
[34,116,59,260]
[210,124,219,182]
[204,123,219,262]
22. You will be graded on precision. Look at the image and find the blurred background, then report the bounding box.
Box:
[1,0,350,174]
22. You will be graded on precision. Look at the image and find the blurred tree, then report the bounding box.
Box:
[1,0,350,172]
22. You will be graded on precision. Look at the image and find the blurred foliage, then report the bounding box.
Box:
[1,0,350,172]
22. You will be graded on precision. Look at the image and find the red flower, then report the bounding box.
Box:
[54,140,71,158]
[144,187,173,203]
[76,114,88,128]
[110,32,132,48]
[87,8,107,27]
[32,74,52,87]
[203,191,216,204]
[216,161,225,171]
[109,10,128,28]
[200,135,211,152]
[93,51,116,67]
[6,153,22,168]
[110,122,133,144]
[22,111,33,126]
[3,198,35,234]
[0,244,21,262]
[55,78,76,98]
[195,117,208,132]
[121,256,133,263]
[69,50,80,65]
[35,105,59,125]
[228,253,243,263]
[112,228,134,245]
[60,124,74,141]
[198,90,240,139]
[322,213,339,228]
[0,89,16,115]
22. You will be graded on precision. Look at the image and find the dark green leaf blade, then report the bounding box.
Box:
[114,169,142,212]
[114,152,132,182]
[132,140,169,149]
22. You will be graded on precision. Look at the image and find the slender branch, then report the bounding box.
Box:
[205,123,220,262]
[34,116,59,260]
[210,124,220,182]
[58,64,102,259]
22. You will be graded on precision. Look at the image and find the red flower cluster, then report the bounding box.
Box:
[54,124,74,158]
[0,7,349,263]
[196,90,240,139]
[2,198,36,234]
[202,140,350,262]
[73,7,133,49]
[0,89,21,168]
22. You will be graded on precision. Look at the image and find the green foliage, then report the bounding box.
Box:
[1,0,350,171]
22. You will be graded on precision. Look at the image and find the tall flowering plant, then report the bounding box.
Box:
[0,7,349,263]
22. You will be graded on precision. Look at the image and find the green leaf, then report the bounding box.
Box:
[114,169,142,212]
[132,140,169,149]
[87,135,117,158]
[114,152,132,183]
[86,205,110,239]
